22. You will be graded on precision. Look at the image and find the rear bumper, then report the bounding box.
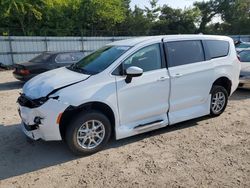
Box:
[19,98,68,141]
[13,72,35,81]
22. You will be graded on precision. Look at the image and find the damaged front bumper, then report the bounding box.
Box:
[18,96,69,141]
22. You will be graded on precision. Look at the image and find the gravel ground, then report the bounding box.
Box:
[0,70,249,188]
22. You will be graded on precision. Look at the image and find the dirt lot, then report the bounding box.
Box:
[0,70,249,188]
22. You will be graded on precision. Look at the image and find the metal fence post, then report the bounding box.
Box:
[44,36,48,52]
[8,35,14,65]
[81,30,84,52]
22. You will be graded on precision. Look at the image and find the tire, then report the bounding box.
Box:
[210,85,228,117]
[65,110,111,155]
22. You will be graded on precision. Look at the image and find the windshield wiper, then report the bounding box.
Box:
[67,64,93,75]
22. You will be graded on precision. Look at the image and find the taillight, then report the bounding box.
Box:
[20,69,30,75]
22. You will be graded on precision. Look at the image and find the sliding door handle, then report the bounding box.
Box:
[172,73,183,78]
[157,77,168,81]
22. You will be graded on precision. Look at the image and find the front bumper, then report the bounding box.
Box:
[19,98,68,141]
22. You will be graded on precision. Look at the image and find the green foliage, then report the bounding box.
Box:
[0,0,249,36]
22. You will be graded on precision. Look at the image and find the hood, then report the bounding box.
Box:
[23,67,90,99]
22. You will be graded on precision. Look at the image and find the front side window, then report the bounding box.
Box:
[166,40,205,67]
[68,46,130,75]
[30,53,53,63]
[123,44,162,72]
[239,50,250,62]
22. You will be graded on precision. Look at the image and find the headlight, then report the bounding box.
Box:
[17,94,59,108]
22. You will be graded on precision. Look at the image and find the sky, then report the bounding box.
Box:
[130,0,208,9]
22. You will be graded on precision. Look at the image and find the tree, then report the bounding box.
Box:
[152,5,199,34]
[0,0,43,35]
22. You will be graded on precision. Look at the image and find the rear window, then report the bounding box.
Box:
[204,40,229,59]
[30,53,52,63]
[165,40,205,67]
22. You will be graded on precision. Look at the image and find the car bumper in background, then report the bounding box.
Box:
[239,76,250,88]
[13,72,36,81]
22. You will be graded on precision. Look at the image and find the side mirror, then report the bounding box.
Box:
[125,66,143,83]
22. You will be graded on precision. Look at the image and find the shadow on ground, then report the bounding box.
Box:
[0,116,206,181]
[0,81,23,91]
[0,89,249,180]
[230,88,250,100]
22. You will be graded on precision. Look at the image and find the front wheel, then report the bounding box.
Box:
[66,111,111,155]
[210,85,228,117]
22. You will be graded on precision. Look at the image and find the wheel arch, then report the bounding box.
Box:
[210,76,232,95]
[59,101,116,140]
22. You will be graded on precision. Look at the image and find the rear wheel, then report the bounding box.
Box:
[210,85,228,116]
[66,111,111,155]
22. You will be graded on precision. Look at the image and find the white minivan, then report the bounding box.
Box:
[18,35,240,155]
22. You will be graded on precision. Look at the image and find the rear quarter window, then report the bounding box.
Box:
[204,40,229,59]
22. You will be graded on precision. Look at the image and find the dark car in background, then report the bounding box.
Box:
[13,51,85,81]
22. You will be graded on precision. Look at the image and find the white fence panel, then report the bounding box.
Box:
[0,36,132,65]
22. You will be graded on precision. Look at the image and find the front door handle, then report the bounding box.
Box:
[172,73,183,78]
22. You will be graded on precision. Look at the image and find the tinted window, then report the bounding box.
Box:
[123,44,162,72]
[239,50,250,62]
[30,53,53,63]
[166,41,205,67]
[68,46,130,75]
[204,40,229,59]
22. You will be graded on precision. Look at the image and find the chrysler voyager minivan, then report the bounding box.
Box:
[18,35,240,155]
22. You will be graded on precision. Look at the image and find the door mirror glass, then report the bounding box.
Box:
[125,66,143,83]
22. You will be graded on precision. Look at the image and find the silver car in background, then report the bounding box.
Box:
[238,49,250,88]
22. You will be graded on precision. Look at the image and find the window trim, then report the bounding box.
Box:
[165,40,206,68]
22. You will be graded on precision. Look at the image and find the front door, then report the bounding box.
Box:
[115,43,170,130]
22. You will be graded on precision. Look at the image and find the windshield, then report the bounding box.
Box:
[30,53,53,63]
[239,50,250,62]
[67,46,130,75]
[236,43,250,49]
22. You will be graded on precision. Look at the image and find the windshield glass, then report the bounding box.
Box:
[239,50,250,62]
[236,43,250,49]
[67,46,130,75]
[30,53,53,63]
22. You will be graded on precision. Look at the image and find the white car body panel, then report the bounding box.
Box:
[167,60,214,124]
[115,69,170,139]
[18,35,240,142]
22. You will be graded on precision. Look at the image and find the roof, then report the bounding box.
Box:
[108,35,232,47]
